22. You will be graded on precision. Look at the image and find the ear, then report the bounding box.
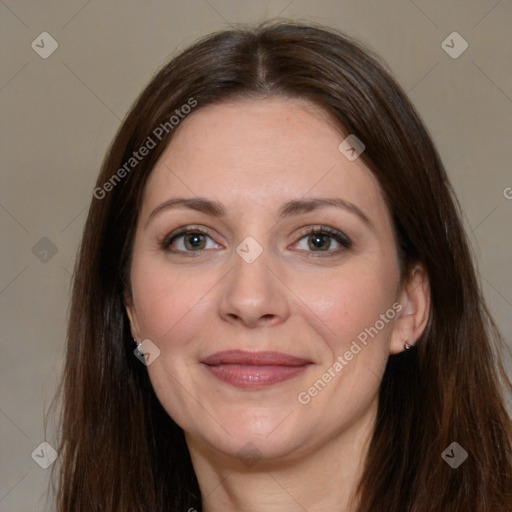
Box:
[124,288,142,342]
[390,263,431,354]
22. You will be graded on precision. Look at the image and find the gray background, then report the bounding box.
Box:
[1,1,511,510]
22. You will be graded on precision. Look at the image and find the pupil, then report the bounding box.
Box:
[309,234,330,250]
[186,234,205,249]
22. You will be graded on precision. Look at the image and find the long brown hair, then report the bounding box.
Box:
[47,21,512,511]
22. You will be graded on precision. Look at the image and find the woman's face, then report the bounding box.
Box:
[126,97,412,464]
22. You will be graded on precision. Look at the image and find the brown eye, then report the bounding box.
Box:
[183,233,207,250]
[161,228,221,253]
[294,226,352,255]
[307,233,332,251]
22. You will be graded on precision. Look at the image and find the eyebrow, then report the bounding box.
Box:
[146,196,372,230]
[146,198,226,228]
[277,198,372,228]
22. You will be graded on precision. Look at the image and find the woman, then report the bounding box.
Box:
[49,21,512,511]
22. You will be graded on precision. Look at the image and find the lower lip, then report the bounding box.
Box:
[203,363,311,388]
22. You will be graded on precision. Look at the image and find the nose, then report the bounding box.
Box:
[218,249,290,329]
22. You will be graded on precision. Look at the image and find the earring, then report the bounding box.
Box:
[134,338,142,351]
[404,341,412,350]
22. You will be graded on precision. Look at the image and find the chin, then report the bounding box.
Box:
[185,407,315,464]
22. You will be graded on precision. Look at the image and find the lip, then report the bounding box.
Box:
[201,350,313,389]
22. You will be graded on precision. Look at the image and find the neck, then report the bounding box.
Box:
[186,402,376,512]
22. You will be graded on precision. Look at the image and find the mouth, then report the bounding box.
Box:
[201,350,313,389]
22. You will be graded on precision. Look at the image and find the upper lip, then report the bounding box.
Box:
[201,350,311,366]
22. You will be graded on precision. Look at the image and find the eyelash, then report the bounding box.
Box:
[160,226,218,255]
[296,226,352,256]
[160,225,352,257]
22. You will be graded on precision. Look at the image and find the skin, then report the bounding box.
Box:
[125,97,430,511]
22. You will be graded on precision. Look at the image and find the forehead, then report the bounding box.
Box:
[141,97,389,225]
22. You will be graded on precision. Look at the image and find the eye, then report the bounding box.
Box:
[161,227,222,253]
[292,226,352,255]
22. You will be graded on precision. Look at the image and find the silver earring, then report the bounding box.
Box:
[404,341,411,350]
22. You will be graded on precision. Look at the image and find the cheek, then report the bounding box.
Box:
[130,255,216,345]
[296,263,398,336]
[290,279,397,426]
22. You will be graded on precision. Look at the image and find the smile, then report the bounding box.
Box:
[201,350,313,389]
